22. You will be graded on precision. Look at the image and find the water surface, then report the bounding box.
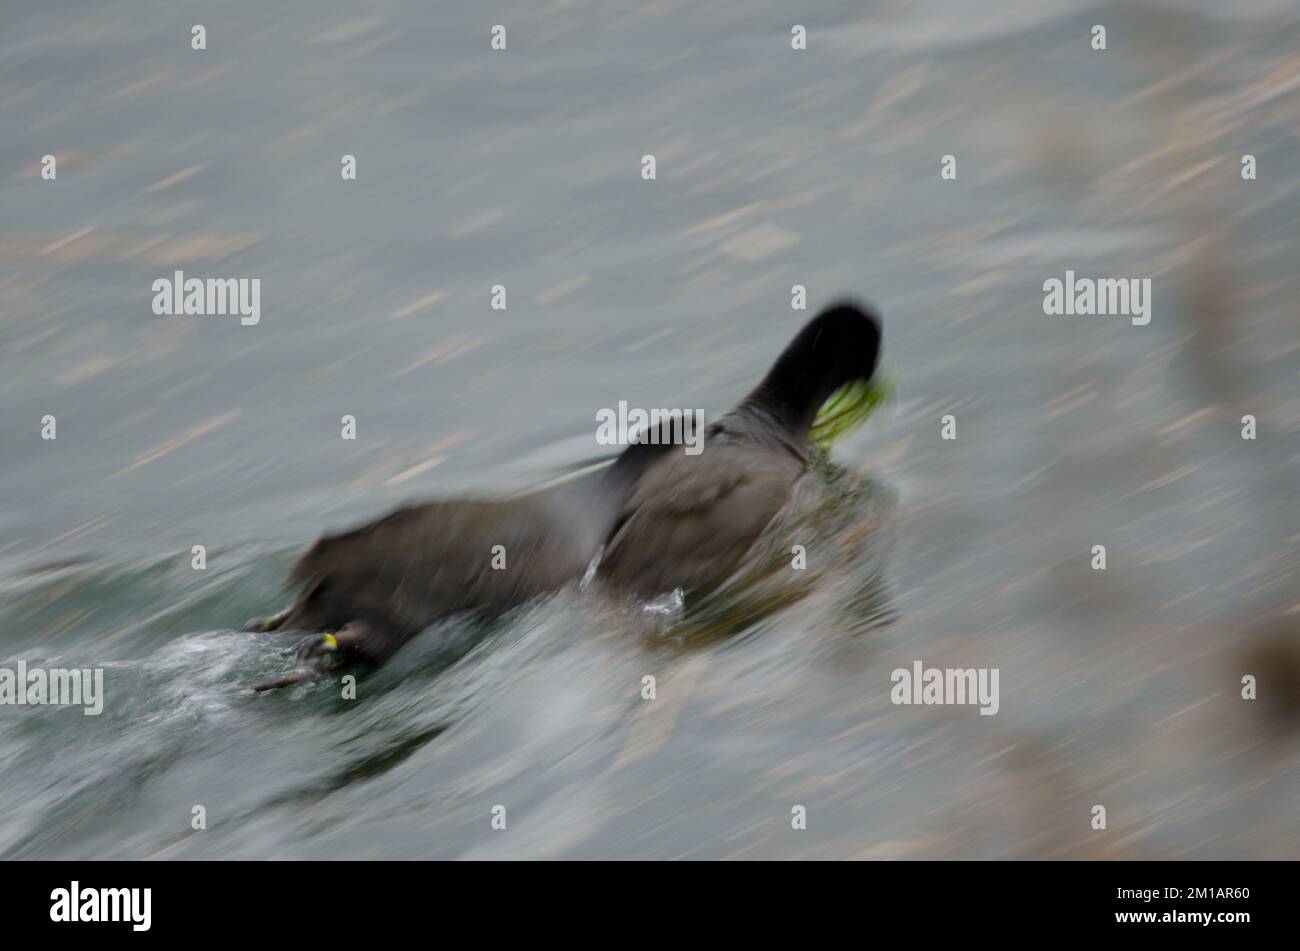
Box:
[1,0,1298,858]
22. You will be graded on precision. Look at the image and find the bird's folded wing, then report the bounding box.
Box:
[599,447,797,595]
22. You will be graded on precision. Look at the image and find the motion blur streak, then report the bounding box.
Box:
[0,1,1297,858]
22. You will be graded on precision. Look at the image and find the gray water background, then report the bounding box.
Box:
[0,0,1297,858]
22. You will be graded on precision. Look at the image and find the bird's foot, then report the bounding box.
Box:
[251,629,350,692]
[242,608,290,633]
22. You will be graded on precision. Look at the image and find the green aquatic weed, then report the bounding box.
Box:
[810,371,895,451]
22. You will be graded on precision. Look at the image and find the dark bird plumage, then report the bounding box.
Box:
[597,301,882,596]
[247,300,882,690]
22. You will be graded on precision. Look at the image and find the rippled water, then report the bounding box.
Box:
[2,0,1298,858]
[0,455,893,860]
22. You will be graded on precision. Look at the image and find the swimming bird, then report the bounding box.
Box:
[247,300,882,690]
